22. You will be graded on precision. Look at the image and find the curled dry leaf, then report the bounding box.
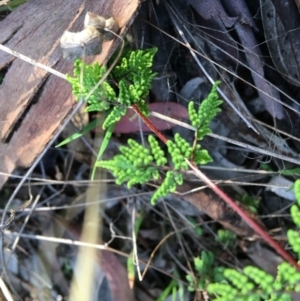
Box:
[113,102,189,134]
[85,12,120,41]
[60,12,120,60]
[60,26,102,60]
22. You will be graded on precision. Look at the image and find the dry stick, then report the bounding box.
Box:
[0,277,13,301]
[141,231,175,280]
[133,103,300,272]
[0,44,66,79]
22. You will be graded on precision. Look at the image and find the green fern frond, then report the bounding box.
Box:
[196,180,300,301]
[186,186,300,300]
[95,134,183,205]
[223,269,254,293]
[215,229,237,247]
[151,171,183,205]
[97,81,222,204]
[112,47,157,112]
[193,147,213,164]
[66,60,113,112]
[167,133,213,169]
[207,266,292,301]
[96,139,159,187]
[148,135,167,166]
[287,180,300,257]
[204,244,300,299]
[167,137,189,170]
[102,106,127,129]
[118,80,132,106]
[113,47,158,79]
[67,47,157,124]
[96,135,161,188]
[186,251,226,292]
[189,81,223,141]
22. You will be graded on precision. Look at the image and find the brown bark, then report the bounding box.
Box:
[0,0,139,188]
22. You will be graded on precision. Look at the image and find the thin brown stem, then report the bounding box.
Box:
[131,104,168,144]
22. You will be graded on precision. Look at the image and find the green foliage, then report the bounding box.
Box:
[215,229,237,248]
[151,171,183,204]
[237,193,260,214]
[207,265,292,301]
[188,217,203,237]
[112,47,158,104]
[189,81,223,140]
[287,180,300,257]
[97,83,223,204]
[186,251,226,291]
[66,47,158,129]
[187,179,300,301]
[66,49,222,202]
[96,136,160,189]
[96,134,181,204]
[167,133,213,170]
[66,61,111,112]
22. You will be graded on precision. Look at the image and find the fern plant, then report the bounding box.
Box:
[66,47,158,129]
[64,45,300,301]
[96,82,222,204]
[186,179,300,301]
[65,47,223,202]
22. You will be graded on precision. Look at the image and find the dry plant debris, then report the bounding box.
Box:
[1,0,300,300]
